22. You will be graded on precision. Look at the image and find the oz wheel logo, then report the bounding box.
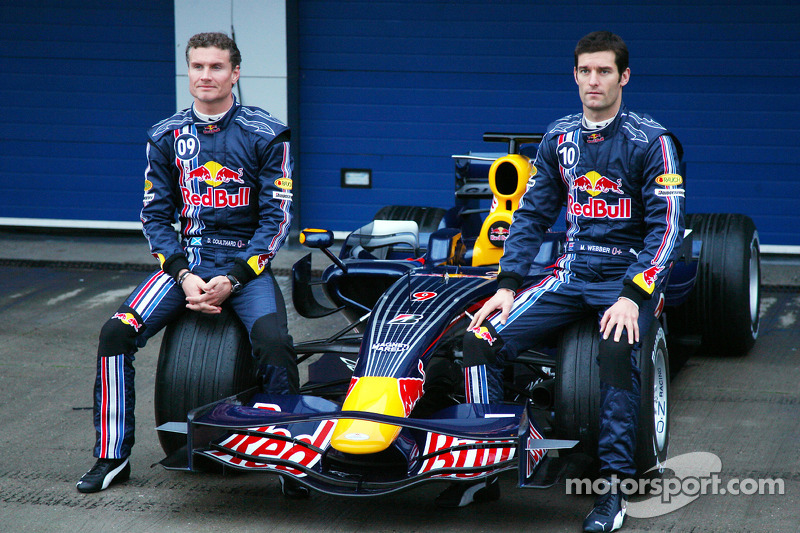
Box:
[388,314,423,325]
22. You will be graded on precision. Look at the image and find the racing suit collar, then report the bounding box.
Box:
[191,95,240,131]
[581,103,625,142]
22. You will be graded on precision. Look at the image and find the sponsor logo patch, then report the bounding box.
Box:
[371,342,410,352]
[275,178,293,190]
[656,173,683,186]
[655,188,685,197]
[388,314,423,325]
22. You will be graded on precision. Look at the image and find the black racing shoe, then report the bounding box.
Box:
[279,476,310,499]
[583,478,627,532]
[76,458,130,493]
[435,476,500,508]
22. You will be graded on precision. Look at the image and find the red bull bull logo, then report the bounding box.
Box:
[469,325,496,346]
[573,171,624,197]
[586,132,604,143]
[489,226,510,242]
[398,376,424,416]
[113,312,142,332]
[184,161,245,187]
[633,264,664,293]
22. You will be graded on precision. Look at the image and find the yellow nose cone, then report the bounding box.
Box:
[331,377,406,454]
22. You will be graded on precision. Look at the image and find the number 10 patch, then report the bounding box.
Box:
[557,140,580,170]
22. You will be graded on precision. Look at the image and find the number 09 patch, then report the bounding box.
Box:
[557,141,580,170]
[174,133,201,161]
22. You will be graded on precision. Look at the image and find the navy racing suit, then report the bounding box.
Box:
[464,104,684,476]
[92,98,295,460]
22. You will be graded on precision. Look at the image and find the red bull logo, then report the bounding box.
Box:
[398,375,424,416]
[633,264,664,293]
[247,253,271,275]
[586,132,604,143]
[181,186,251,208]
[567,194,631,219]
[184,161,245,187]
[489,226,510,242]
[210,414,336,475]
[573,171,624,197]
[418,432,515,478]
[113,312,142,332]
[469,325,496,346]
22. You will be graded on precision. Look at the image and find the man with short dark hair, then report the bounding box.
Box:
[76,32,304,498]
[442,31,684,532]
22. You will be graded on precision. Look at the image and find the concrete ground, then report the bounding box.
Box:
[0,228,797,532]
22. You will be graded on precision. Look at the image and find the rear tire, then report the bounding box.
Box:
[676,213,760,355]
[154,307,257,456]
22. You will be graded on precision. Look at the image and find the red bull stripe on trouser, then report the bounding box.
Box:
[93,270,186,459]
[94,354,132,459]
[465,365,489,403]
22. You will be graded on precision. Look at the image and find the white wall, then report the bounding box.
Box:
[174,0,288,122]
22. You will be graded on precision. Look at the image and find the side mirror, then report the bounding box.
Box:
[299,228,347,273]
[300,228,334,249]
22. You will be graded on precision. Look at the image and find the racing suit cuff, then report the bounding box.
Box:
[619,282,647,307]
[163,253,190,280]
[497,272,523,293]
[227,258,258,285]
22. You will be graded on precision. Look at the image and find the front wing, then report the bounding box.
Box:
[159,391,577,496]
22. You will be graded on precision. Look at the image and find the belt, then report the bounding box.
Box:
[564,241,639,260]
[183,236,250,249]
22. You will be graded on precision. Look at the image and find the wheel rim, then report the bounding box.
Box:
[749,233,760,333]
[652,346,668,451]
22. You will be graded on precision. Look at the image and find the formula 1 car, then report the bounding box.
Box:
[154,133,760,496]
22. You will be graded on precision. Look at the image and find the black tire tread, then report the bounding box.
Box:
[154,307,257,455]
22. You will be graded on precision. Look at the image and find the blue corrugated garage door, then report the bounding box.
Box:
[296,1,799,246]
[1,2,175,226]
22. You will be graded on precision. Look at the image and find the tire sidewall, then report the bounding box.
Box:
[635,320,670,477]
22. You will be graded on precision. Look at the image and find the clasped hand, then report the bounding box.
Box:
[181,274,233,314]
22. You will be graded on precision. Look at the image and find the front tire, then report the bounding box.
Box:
[635,321,670,476]
[554,316,670,476]
[154,307,257,455]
